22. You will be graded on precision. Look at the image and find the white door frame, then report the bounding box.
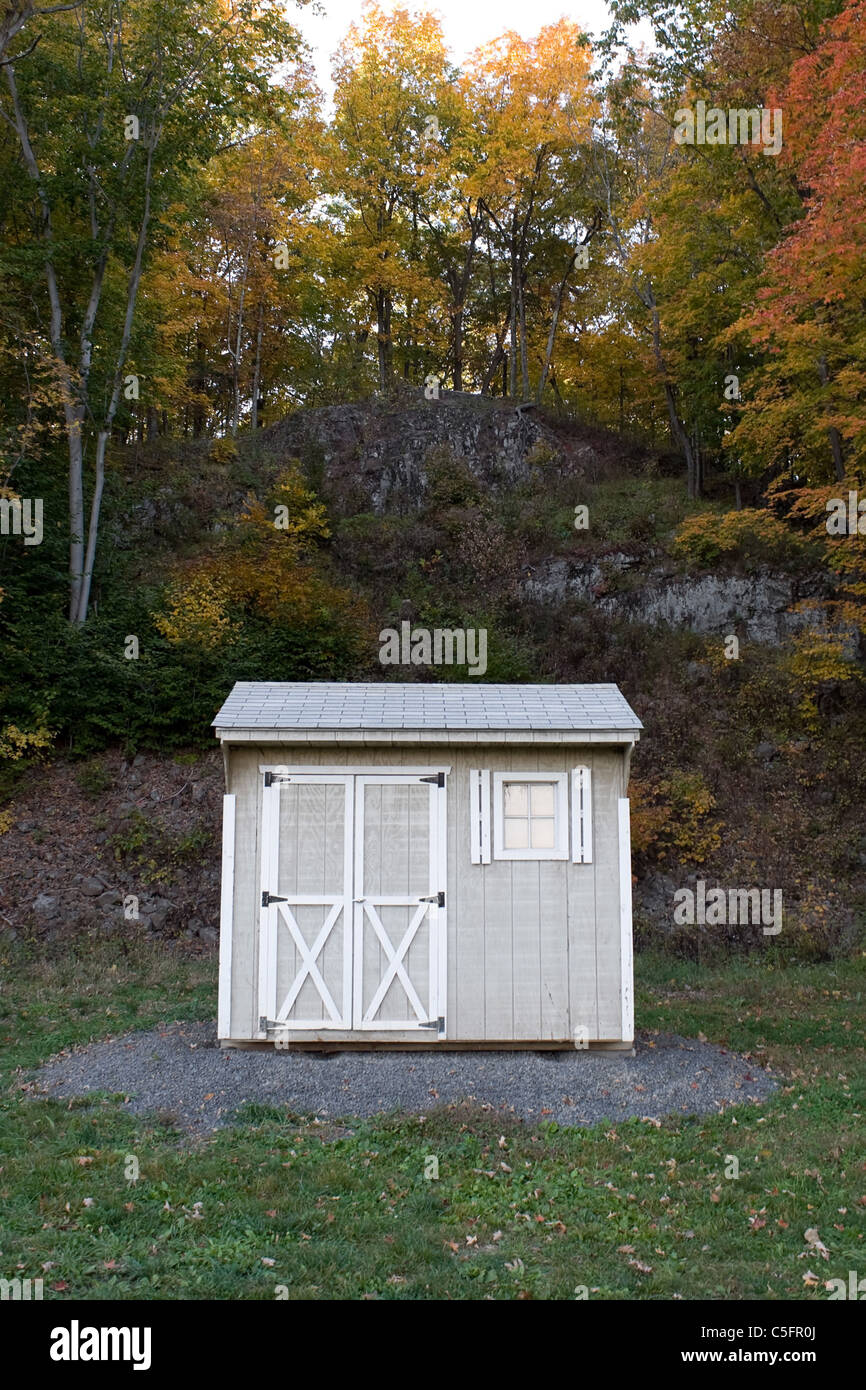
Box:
[257,768,448,1037]
[257,773,354,1035]
[352,773,447,1034]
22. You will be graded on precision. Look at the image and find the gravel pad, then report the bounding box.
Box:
[31,1022,776,1134]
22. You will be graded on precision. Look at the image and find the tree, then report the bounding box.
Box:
[462,21,596,400]
[728,0,866,481]
[1,0,303,622]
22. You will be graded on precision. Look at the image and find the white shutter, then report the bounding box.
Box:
[469,769,491,864]
[571,765,593,863]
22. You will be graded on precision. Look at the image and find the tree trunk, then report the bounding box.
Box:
[452,305,463,393]
[73,128,156,624]
[816,356,845,481]
[377,290,392,390]
[508,255,518,400]
[250,300,264,430]
[538,255,575,404]
[519,278,529,399]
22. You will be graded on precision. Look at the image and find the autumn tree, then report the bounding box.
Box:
[1,0,303,623]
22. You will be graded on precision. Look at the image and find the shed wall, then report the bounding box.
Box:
[222,740,630,1044]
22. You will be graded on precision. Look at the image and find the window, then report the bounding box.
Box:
[492,772,568,860]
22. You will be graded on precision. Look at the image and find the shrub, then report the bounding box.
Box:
[208,436,238,466]
[424,445,481,509]
[630,770,723,867]
[781,628,864,730]
[673,508,815,570]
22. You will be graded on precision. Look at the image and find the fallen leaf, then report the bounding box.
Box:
[804,1228,830,1260]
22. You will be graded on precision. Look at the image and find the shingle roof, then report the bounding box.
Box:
[212,683,642,733]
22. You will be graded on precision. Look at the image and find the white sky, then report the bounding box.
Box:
[289,0,653,97]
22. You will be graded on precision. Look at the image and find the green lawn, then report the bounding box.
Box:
[0,939,863,1299]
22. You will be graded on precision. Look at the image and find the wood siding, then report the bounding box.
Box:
[224,742,632,1044]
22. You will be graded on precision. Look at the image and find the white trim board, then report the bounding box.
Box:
[259,765,451,776]
[217,794,236,1040]
[618,797,635,1043]
[218,729,641,745]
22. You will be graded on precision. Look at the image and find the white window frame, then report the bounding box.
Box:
[492,771,569,861]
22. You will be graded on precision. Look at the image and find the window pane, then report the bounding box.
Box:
[530,783,555,816]
[504,818,529,849]
[530,817,555,849]
[504,783,527,816]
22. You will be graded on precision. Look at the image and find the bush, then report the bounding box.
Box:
[424,445,481,509]
[630,770,723,867]
[208,436,238,466]
[673,508,816,570]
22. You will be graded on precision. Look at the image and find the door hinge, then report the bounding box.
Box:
[419,1016,446,1032]
[420,772,445,787]
[420,891,445,907]
[262,891,288,907]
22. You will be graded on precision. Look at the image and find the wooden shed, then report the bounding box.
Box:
[213,682,642,1050]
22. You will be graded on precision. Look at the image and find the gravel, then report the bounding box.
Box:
[31,1022,776,1135]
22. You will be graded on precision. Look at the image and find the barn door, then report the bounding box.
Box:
[258,772,446,1036]
[353,775,446,1034]
[258,775,353,1031]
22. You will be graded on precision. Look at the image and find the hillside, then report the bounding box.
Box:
[1,393,864,961]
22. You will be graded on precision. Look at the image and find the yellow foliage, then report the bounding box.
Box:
[781,628,863,730]
[239,466,330,544]
[154,572,236,649]
[0,722,54,761]
[673,508,802,567]
[209,436,238,465]
[0,810,12,836]
[155,466,361,649]
[630,771,722,866]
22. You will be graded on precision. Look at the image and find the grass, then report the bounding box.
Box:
[0,939,863,1300]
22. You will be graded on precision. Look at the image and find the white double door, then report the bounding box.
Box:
[258,772,446,1035]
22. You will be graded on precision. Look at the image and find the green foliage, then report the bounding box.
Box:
[424,445,481,509]
[109,812,213,886]
[75,759,114,798]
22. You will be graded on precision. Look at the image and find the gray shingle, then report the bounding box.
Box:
[212,682,642,733]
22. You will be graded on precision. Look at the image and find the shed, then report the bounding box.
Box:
[213,681,642,1050]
